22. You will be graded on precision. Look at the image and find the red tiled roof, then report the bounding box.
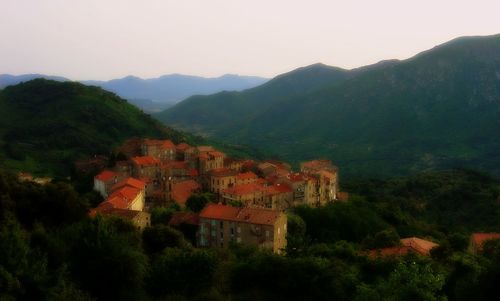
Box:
[286,172,308,182]
[222,183,264,196]
[171,180,200,205]
[176,143,191,151]
[112,177,146,191]
[199,204,282,226]
[265,183,293,196]
[109,186,142,204]
[163,161,188,169]
[237,172,258,180]
[400,237,439,255]
[241,160,257,170]
[168,212,199,226]
[367,237,439,258]
[131,156,160,166]
[210,168,237,177]
[95,170,117,182]
[256,178,268,185]
[208,151,225,157]
[258,162,276,170]
[471,233,500,250]
[143,139,175,149]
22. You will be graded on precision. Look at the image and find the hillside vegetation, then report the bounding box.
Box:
[157,34,500,177]
[1,168,499,300]
[0,79,189,176]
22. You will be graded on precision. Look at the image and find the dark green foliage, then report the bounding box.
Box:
[186,192,215,212]
[344,169,500,234]
[354,261,447,301]
[142,225,189,254]
[293,199,390,244]
[2,168,500,300]
[157,34,500,177]
[230,251,358,301]
[0,79,192,176]
[64,216,147,300]
[150,204,180,225]
[147,248,219,298]
[362,229,401,249]
[0,172,89,228]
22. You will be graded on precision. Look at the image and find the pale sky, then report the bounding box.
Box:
[1,0,500,80]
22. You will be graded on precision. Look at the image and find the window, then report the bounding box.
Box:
[237,227,241,233]
[231,228,234,235]
[211,220,216,226]
[266,230,270,237]
[220,232,224,238]
[220,221,224,228]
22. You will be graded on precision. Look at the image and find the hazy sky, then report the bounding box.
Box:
[1,0,500,80]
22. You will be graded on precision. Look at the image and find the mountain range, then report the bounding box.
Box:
[156,34,500,177]
[0,73,268,112]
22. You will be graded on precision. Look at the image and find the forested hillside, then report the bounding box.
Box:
[157,34,500,177]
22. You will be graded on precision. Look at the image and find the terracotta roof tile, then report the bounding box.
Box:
[400,237,439,255]
[471,233,500,251]
[237,172,258,180]
[265,183,293,196]
[109,186,141,204]
[95,170,117,182]
[111,177,146,191]
[171,180,201,205]
[143,139,175,149]
[131,156,160,166]
[210,168,238,177]
[222,183,264,195]
[176,143,191,151]
[200,204,282,226]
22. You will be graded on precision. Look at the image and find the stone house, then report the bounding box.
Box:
[198,204,287,253]
[221,183,266,206]
[209,168,238,195]
[93,170,119,197]
[236,171,258,185]
[262,183,294,210]
[131,156,161,179]
[141,139,176,161]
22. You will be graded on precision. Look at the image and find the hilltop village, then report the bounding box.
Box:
[90,138,342,253]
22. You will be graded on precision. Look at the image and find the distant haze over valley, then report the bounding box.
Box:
[0,73,268,113]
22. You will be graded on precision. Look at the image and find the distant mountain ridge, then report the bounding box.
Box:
[156,33,500,177]
[0,73,268,113]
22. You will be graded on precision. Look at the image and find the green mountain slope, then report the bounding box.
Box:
[155,63,351,136]
[156,34,500,176]
[0,79,189,175]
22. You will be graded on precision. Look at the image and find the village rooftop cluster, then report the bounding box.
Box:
[90,138,342,252]
[85,138,500,255]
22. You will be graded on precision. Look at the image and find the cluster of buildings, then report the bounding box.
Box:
[91,138,344,252]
